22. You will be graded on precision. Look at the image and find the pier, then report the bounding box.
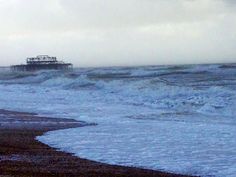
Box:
[11,55,73,71]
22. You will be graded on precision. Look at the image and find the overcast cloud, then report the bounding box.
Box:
[0,0,236,67]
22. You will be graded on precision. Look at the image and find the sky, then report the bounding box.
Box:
[0,0,236,67]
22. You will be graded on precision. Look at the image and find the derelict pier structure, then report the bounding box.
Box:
[11,55,73,71]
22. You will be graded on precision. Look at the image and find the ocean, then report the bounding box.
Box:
[0,64,235,177]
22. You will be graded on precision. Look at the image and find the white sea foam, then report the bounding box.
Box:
[0,64,235,177]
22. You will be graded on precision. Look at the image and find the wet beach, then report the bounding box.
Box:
[0,109,193,177]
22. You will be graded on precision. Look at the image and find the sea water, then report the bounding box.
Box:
[0,64,235,177]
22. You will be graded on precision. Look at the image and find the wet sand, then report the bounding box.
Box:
[0,109,195,177]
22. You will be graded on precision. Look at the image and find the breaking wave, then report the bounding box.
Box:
[0,63,236,177]
[0,64,235,118]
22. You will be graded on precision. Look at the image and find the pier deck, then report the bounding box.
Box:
[11,55,73,71]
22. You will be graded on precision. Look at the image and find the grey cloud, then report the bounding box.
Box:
[0,0,236,67]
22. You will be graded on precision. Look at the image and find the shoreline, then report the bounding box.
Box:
[0,109,195,177]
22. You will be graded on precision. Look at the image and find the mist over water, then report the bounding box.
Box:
[0,64,236,177]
